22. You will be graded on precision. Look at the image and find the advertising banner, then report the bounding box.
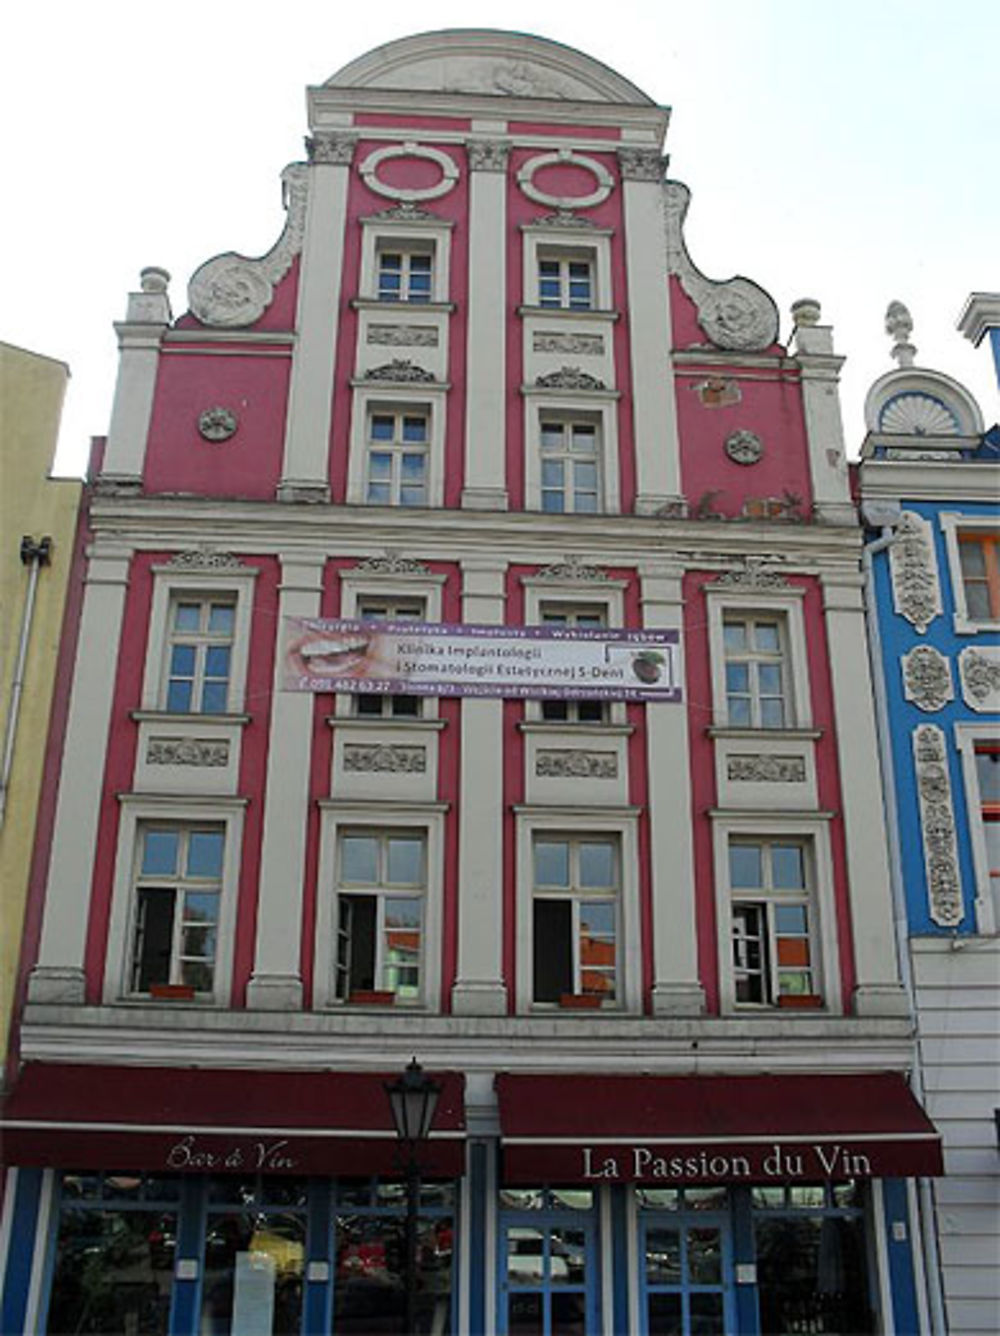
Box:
[282,618,682,703]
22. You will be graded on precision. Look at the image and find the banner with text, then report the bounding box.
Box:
[283,618,682,703]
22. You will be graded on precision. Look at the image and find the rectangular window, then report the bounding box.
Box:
[540,605,607,723]
[366,410,428,506]
[377,247,433,304]
[975,743,1000,904]
[532,836,618,1004]
[538,255,594,310]
[163,597,235,714]
[130,825,224,995]
[723,617,786,728]
[355,598,424,718]
[729,839,817,1006]
[335,831,426,1004]
[540,418,600,514]
[958,532,1000,622]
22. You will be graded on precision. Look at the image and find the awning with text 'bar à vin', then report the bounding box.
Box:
[1,1064,465,1177]
[495,1072,943,1185]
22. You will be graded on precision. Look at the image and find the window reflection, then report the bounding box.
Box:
[333,1213,453,1334]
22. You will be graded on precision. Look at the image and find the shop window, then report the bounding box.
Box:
[498,1186,596,1336]
[376,245,433,304]
[44,1172,180,1336]
[722,616,786,728]
[202,1175,307,1335]
[539,417,601,514]
[729,839,819,1008]
[538,253,594,310]
[334,1178,454,1334]
[752,1182,876,1335]
[129,825,225,996]
[365,409,429,507]
[354,597,424,719]
[335,830,426,1004]
[162,595,235,714]
[539,605,607,724]
[532,835,618,1005]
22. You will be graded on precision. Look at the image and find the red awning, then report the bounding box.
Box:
[1,1064,465,1177]
[495,1072,942,1184]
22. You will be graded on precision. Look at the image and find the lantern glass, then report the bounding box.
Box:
[385,1058,441,1145]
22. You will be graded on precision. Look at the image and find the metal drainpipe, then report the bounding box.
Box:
[862,518,947,1336]
[0,536,52,827]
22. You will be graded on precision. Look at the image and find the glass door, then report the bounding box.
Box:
[639,1209,734,1335]
[498,1188,599,1336]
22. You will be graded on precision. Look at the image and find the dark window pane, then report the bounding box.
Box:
[533,900,572,1002]
[133,889,175,991]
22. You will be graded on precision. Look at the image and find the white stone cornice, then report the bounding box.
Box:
[957,291,1000,347]
[859,460,1000,503]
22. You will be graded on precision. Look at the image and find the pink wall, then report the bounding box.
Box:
[144,350,291,500]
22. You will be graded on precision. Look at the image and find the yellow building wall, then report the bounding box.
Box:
[0,342,80,1070]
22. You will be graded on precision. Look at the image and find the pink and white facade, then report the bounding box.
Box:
[2,31,945,1336]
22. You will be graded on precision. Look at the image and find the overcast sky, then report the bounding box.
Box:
[4,0,997,478]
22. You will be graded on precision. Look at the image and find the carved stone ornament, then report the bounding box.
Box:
[531,210,599,230]
[724,429,763,466]
[727,755,806,783]
[352,551,431,576]
[359,142,459,203]
[663,181,779,351]
[901,645,954,712]
[616,148,667,182]
[165,548,247,570]
[535,366,606,391]
[889,511,941,634]
[344,743,426,774]
[466,139,510,172]
[147,738,230,767]
[536,750,617,778]
[912,724,964,926]
[364,359,437,383]
[197,406,238,442]
[517,150,614,211]
[533,331,603,356]
[537,555,610,582]
[305,133,359,165]
[366,202,440,223]
[959,646,1000,711]
[368,324,439,348]
[188,164,308,328]
[710,558,791,590]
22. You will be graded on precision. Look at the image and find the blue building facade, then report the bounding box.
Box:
[860,303,1000,1336]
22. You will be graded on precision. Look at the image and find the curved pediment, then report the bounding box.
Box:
[325,29,655,105]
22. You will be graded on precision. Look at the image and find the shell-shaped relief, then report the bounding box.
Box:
[879,392,960,437]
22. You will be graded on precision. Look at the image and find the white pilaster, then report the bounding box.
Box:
[451,558,508,1014]
[277,139,355,502]
[822,572,908,1016]
[790,305,855,524]
[246,551,325,1009]
[27,541,133,1004]
[641,563,704,1014]
[461,141,509,510]
[99,269,172,487]
[619,151,683,514]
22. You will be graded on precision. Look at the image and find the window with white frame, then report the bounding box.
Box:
[723,616,787,729]
[974,743,1000,900]
[532,834,618,1005]
[955,724,1000,932]
[540,417,601,514]
[365,409,429,506]
[537,253,594,310]
[539,604,607,723]
[334,830,426,1004]
[162,596,235,714]
[355,597,424,719]
[957,530,1000,623]
[728,839,818,1007]
[376,245,433,304]
[129,824,225,995]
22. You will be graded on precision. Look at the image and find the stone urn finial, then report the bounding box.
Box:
[791,297,821,327]
[886,300,917,367]
[140,266,171,294]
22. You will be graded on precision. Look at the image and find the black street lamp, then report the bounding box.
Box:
[384,1058,442,1334]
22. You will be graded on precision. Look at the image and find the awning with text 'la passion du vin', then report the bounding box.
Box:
[495,1072,943,1185]
[1,1064,465,1177]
